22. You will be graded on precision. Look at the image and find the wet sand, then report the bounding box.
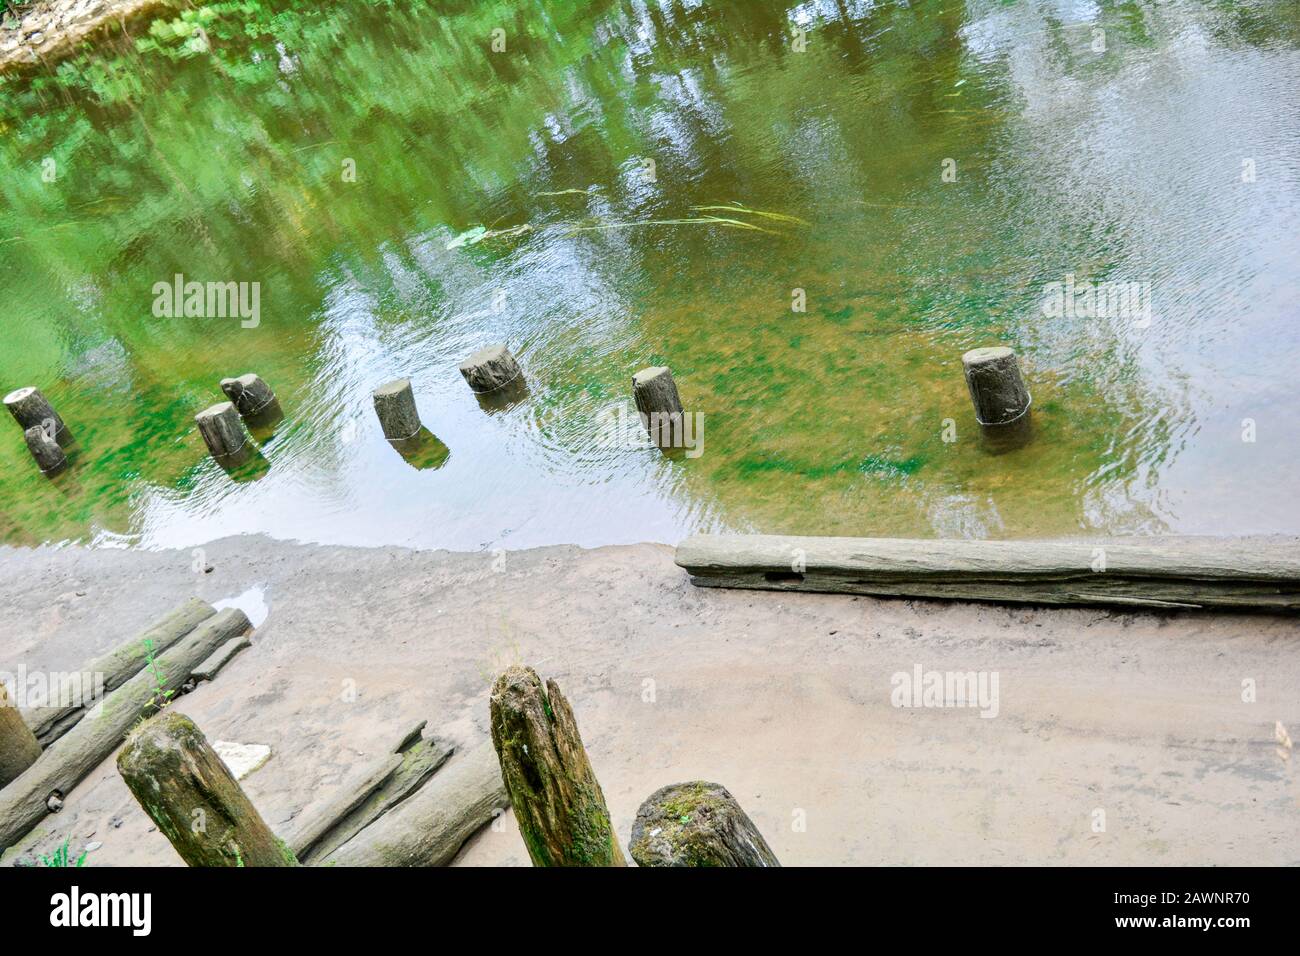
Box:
[0,534,1296,866]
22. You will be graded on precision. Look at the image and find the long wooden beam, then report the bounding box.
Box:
[675,534,1300,612]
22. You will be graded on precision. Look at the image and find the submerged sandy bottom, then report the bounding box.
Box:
[0,535,1296,866]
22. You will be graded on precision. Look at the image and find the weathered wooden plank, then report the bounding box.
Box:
[0,608,252,852]
[675,534,1300,612]
[321,741,509,867]
[288,722,453,864]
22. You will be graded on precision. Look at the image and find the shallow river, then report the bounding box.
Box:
[1,0,1297,551]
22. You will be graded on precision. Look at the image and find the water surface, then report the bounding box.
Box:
[1,0,1297,551]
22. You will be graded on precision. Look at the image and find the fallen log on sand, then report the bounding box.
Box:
[285,720,453,863]
[119,711,296,867]
[0,608,252,852]
[675,534,1300,612]
[22,598,217,745]
[321,741,508,867]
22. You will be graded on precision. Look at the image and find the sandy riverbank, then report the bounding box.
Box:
[0,534,1297,866]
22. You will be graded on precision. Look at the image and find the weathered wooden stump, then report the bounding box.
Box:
[117,711,296,867]
[195,402,250,461]
[220,373,278,418]
[372,379,422,441]
[961,347,1030,427]
[632,365,684,448]
[489,665,624,866]
[4,386,68,439]
[0,683,42,788]
[459,344,524,394]
[629,781,780,867]
[23,425,68,476]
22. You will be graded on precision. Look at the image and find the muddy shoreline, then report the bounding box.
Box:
[1,534,1297,866]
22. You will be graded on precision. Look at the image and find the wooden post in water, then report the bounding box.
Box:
[0,683,42,788]
[372,379,422,441]
[629,781,780,867]
[961,347,1030,427]
[220,373,278,419]
[4,387,68,440]
[489,665,624,866]
[459,344,524,394]
[195,402,250,461]
[117,711,296,867]
[632,366,684,448]
[23,425,68,476]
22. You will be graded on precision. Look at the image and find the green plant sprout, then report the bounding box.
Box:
[40,839,87,868]
[142,638,174,713]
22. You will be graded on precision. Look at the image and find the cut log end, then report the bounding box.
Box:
[4,386,68,439]
[961,346,1030,427]
[489,665,624,867]
[629,781,780,867]
[220,373,278,418]
[195,402,250,460]
[459,344,524,394]
[373,379,422,441]
[23,425,68,476]
[632,365,685,448]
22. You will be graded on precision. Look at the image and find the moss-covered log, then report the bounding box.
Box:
[22,598,216,745]
[489,665,624,866]
[629,781,780,867]
[0,608,251,853]
[0,683,42,787]
[118,711,295,867]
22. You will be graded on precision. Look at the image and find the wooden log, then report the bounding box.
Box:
[0,608,251,853]
[288,724,452,863]
[322,741,509,867]
[675,534,1300,612]
[962,346,1030,426]
[118,711,296,867]
[629,781,780,867]
[372,379,422,441]
[190,635,250,683]
[22,598,217,746]
[489,665,624,866]
[219,373,278,418]
[0,683,42,788]
[22,425,67,476]
[4,386,67,439]
[632,365,684,448]
[195,402,250,460]
[459,343,524,393]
